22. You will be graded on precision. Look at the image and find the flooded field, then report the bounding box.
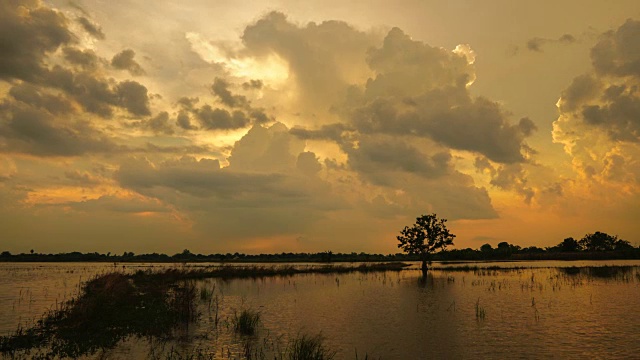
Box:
[1,260,640,359]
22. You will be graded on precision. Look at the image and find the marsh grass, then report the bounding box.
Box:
[475,298,486,320]
[0,272,199,358]
[287,333,336,360]
[234,309,261,336]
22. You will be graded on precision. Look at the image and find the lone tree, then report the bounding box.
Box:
[397,213,455,273]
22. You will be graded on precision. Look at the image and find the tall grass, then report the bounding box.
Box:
[234,309,261,336]
[287,333,336,360]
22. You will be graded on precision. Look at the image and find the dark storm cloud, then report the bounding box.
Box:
[111,49,145,76]
[556,19,640,143]
[249,109,271,124]
[177,97,199,110]
[9,83,74,115]
[211,77,248,108]
[116,156,290,199]
[145,111,174,135]
[0,101,117,156]
[39,66,151,118]
[345,137,452,185]
[339,27,535,164]
[45,66,116,117]
[176,110,198,130]
[115,80,151,116]
[76,16,105,40]
[351,94,533,164]
[580,90,640,141]
[518,117,537,137]
[196,105,250,130]
[0,1,73,81]
[591,19,640,77]
[63,47,100,70]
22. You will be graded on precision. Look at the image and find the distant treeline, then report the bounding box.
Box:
[2,231,639,263]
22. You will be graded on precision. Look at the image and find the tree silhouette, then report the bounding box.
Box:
[579,232,623,252]
[397,213,455,274]
[560,237,580,252]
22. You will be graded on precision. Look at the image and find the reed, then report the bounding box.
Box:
[234,309,261,336]
[287,333,336,360]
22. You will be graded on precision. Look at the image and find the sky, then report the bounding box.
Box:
[1,0,640,254]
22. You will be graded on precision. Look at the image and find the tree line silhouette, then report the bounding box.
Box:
[1,231,638,263]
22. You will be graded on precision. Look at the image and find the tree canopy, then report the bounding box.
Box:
[397,213,455,272]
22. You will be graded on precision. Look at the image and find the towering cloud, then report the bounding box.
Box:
[553,19,640,185]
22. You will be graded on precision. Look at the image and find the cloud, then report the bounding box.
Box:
[175,110,198,130]
[111,49,145,76]
[145,111,174,135]
[0,0,73,81]
[344,136,452,185]
[196,105,250,130]
[40,66,152,118]
[63,47,100,71]
[553,19,640,190]
[211,77,248,108]
[526,33,577,52]
[115,123,345,240]
[9,83,74,115]
[0,100,117,157]
[591,19,640,77]
[115,80,151,116]
[76,16,105,40]
[241,11,379,113]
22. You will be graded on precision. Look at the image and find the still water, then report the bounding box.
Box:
[1,261,640,359]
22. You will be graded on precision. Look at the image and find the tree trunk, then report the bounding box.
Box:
[421,258,428,275]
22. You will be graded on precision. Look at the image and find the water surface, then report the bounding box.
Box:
[1,261,639,358]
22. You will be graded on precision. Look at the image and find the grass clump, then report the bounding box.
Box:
[234,309,261,336]
[0,272,199,358]
[288,333,336,360]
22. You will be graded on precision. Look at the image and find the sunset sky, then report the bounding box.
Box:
[1,0,640,254]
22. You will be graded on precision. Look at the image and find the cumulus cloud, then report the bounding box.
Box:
[115,123,345,241]
[0,0,73,81]
[241,11,378,113]
[145,111,174,135]
[0,100,117,156]
[63,47,100,71]
[176,110,198,130]
[591,20,640,77]
[76,16,105,40]
[115,80,151,116]
[211,77,248,108]
[553,19,640,187]
[111,49,145,76]
[196,105,250,130]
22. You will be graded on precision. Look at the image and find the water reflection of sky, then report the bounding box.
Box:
[2,261,640,358]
